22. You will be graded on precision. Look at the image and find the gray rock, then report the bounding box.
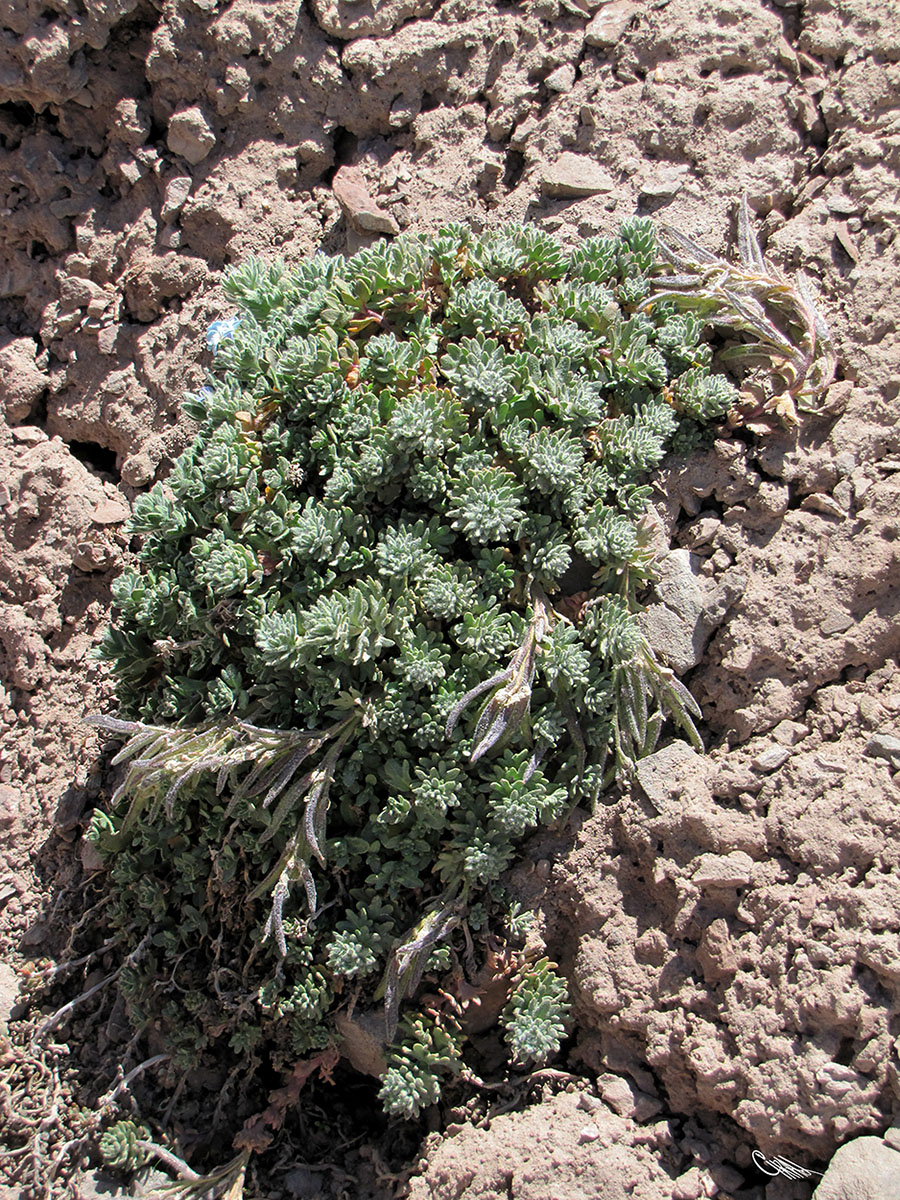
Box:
[109,97,150,147]
[167,107,216,165]
[639,549,710,673]
[634,742,704,810]
[812,1135,900,1200]
[545,63,576,92]
[541,153,615,198]
[584,0,635,48]
[640,164,689,199]
[0,784,23,839]
[72,538,116,572]
[0,961,22,1029]
[74,1166,170,1199]
[866,733,900,768]
[710,1165,745,1194]
[54,788,88,835]
[638,609,698,674]
[97,324,121,356]
[654,549,704,624]
[161,175,192,222]
[752,744,791,772]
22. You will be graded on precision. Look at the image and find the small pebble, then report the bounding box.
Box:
[545,63,576,92]
[753,744,791,772]
[11,426,48,445]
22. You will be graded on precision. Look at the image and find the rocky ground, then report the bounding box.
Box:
[1,0,899,1197]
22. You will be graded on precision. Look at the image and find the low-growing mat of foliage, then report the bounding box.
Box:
[83,210,833,1183]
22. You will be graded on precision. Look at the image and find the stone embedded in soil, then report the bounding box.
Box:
[640,163,690,199]
[9,423,48,447]
[671,1169,705,1200]
[310,0,436,38]
[584,0,635,48]
[691,850,753,889]
[752,743,791,772]
[73,1167,170,1200]
[0,785,24,840]
[20,920,50,947]
[108,97,150,147]
[166,106,216,165]
[865,733,900,768]
[560,0,611,12]
[633,741,706,810]
[97,325,121,356]
[802,492,846,518]
[638,548,709,673]
[772,719,810,746]
[540,153,615,197]
[0,962,22,1029]
[0,336,49,424]
[161,175,193,222]
[696,917,738,981]
[812,1135,900,1200]
[334,1008,387,1077]
[545,63,576,92]
[90,499,130,526]
[408,1089,678,1198]
[818,608,855,636]
[71,537,116,572]
[53,788,88,836]
[332,166,400,235]
[121,450,157,488]
[597,1074,663,1121]
[80,838,105,873]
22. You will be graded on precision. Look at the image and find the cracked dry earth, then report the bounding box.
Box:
[1,0,900,1198]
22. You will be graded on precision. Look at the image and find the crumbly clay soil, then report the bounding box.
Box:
[1,0,899,1198]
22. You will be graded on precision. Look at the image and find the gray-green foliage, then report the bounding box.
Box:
[99,1120,151,1172]
[87,217,825,1127]
[502,957,571,1067]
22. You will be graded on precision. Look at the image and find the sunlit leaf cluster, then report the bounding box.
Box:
[90,218,769,1125]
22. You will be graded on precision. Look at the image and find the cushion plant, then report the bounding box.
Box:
[86,209,833,1153]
